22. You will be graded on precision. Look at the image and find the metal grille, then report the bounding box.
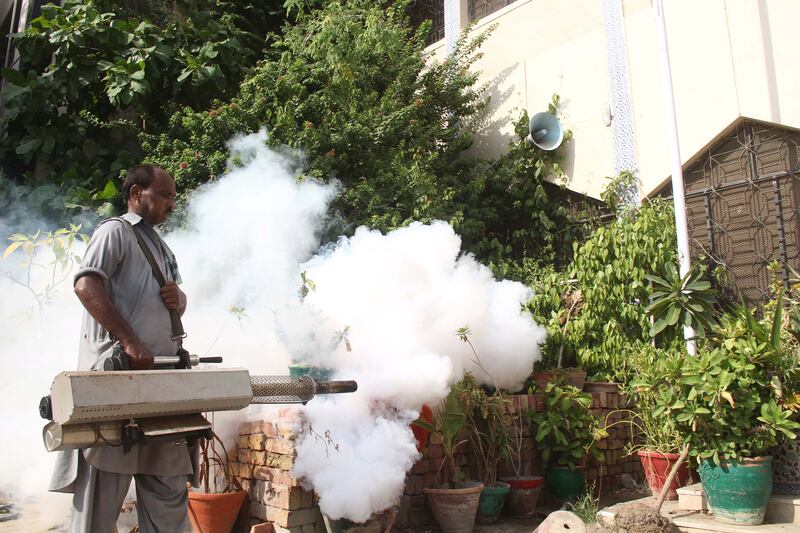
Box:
[658,120,800,307]
[468,0,516,21]
[407,0,445,46]
[249,376,316,404]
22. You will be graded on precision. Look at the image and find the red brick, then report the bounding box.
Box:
[240,421,262,434]
[254,480,304,510]
[300,489,313,508]
[249,433,267,451]
[249,502,322,528]
[266,437,297,456]
[427,444,443,459]
[253,466,301,487]
[239,463,255,480]
[262,421,278,437]
[276,421,301,440]
[411,458,428,474]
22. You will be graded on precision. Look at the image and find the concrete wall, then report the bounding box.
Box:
[438,0,800,198]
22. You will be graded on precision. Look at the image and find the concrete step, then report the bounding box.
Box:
[677,483,800,526]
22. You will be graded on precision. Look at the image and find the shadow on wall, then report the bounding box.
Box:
[465,62,519,158]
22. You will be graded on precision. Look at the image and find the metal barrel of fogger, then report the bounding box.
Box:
[249,375,358,404]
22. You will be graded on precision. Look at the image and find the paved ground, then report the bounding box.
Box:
[0,487,652,533]
[0,499,541,533]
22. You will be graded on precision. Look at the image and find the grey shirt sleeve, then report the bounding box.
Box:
[73,219,128,285]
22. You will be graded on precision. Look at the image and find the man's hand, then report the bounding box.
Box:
[160,282,186,313]
[123,339,155,370]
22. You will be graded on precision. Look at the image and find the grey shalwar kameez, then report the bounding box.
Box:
[49,212,193,533]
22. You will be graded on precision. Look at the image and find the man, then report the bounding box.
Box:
[50,165,192,532]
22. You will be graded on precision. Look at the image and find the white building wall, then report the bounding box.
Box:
[437,0,800,198]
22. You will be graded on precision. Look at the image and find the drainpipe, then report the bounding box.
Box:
[652,0,696,355]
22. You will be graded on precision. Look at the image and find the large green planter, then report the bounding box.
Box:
[476,481,511,525]
[545,466,584,501]
[698,456,773,525]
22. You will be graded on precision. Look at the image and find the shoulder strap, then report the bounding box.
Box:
[117,217,186,342]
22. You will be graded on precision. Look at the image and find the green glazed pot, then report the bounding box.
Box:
[545,466,584,501]
[476,481,511,525]
[288,364,333,381]
[698,456,773,525]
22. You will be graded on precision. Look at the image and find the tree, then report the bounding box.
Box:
[0,0,277,217]
[144,0,576,268]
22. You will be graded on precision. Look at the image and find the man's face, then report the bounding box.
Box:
[131,170,176,225]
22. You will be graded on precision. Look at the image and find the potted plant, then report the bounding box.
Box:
[528,383,604,501]
[622,343,690,500]
[457,373,513,525]
[414,381,484,533]
[188,432,247,533]
[499,399,544,518]
[767,265,800,496]
[619,261,720,499]
[662,296,800,525]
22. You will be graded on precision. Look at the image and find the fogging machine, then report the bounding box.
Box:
[38,355,357,452]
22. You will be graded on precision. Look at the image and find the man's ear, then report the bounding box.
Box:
[129,184,142,202]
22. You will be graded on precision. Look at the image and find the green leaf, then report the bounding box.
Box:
[16,138,42,156]
[1,67,26,86]
[2,241,23,259]
[93,180,117,200]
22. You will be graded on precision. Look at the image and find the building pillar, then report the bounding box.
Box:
[444,0,469,55]
[602,0,640,205]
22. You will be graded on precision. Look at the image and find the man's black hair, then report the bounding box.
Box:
[122,164,164,201]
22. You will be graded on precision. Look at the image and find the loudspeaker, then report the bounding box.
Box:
[526,112,564,151]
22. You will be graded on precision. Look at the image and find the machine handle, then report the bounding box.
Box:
[102,354,223,370]
[153,355,223,368]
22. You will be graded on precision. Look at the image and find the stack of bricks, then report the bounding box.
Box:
[232,408,324,533]
[587,389,644,489]
[229,386,643,531]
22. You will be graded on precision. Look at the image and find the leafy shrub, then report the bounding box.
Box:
[0,0,269,215]
[528,195,678,380]
[528,383,604,470]
[660,299,800,463]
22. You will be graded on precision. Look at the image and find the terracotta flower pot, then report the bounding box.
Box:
[424,481,484,533]
[188,490,247,533]
[583,381,620,393]
[638,449,690,500]
[499,476,543,518]
[534,369,587,391]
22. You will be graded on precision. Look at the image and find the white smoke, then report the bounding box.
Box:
[292,222,545,521]
[0,131,545,526]
[0,225,84,526]
[170,129,338,377]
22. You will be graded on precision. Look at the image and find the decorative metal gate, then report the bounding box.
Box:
[659,120,800,307]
